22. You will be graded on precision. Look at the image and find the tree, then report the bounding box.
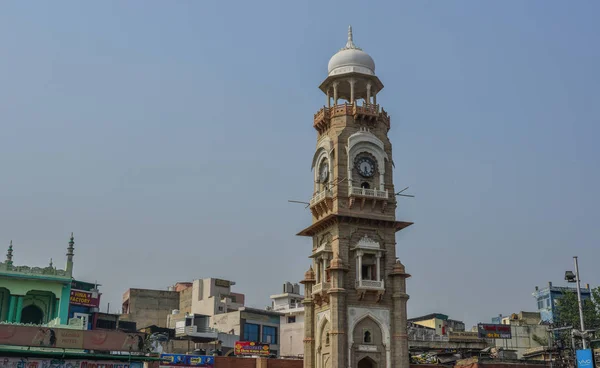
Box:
[554,287,600,330]
[554,287,600,350]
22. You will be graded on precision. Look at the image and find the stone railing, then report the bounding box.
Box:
[350,187,389,199]
[312,281,331,295]
[353,103,380,117]
[310,189,333,206]
[313,103,390,131]
[356,279,385,290]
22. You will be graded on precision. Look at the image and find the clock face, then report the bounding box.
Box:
[319,162,329,182]
[355,156,376,178]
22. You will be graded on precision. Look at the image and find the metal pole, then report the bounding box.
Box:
[574,256,587,349]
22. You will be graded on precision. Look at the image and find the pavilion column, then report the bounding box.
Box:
[7,295,16,322]
[322,256,327,282]
[326,88,331,108]
[366,82,372,105]
[357,251,363,283]
[373,90,377,106]
[376,253,381,281]
[349,78,356,104]
[333,82,339,106]
[14,296,24,323]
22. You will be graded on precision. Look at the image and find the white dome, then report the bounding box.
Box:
[327,26,375,77]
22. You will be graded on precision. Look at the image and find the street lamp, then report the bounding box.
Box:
[565,256,587,349]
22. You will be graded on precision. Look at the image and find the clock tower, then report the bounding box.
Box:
[299,27,412,368]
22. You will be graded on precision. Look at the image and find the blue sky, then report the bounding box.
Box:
[1,1,598,327]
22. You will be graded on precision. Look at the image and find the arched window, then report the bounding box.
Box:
[361,182,370,189]
[363,330,372,343]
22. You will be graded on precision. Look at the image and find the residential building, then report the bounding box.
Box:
[488,311,548,359]
[187,278,245,316]
[68,279,101,330]
[270,282,304,358]
[120,287,180,328]
[408,313,466,336]
[533,281,592,323]
[212,307,282,356]
[0,235,77,325]
[298,26,412,368]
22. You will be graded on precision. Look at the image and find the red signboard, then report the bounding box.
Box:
[70,289,100,308]
[234,341,270,356]
[0,325,145,352]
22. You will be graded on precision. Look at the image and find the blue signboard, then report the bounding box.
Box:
[576,349,594,368]
[160,354,214,368]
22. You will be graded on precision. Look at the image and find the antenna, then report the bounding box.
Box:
[288,200,310,209]
[394,186,415,198]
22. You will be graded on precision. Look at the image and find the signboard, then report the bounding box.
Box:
[477,323,512,339]
[0,358,143,368]
[234,341,270,356]
[357,345,378,352]
[214,279,230,288]
[576,349,594,368]
[448,331,480,342]
[160,354,214,368]
[70,289,101,308]
[0,325,145,352]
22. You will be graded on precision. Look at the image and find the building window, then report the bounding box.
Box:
[243,323,260,342]
[361,265,374,280]
[218,306,224,312]
[287,316,296,324]
[262,326,277,344]
[363,329,372,343]
[325,332,330,345]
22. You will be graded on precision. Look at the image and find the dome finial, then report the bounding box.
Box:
[345,25,357,49]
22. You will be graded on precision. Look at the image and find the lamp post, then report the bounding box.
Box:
[565,256,587,349]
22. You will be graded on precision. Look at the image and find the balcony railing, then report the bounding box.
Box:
[356,279,385,290]
[310,189,333,206]
[273,302,304,311]
[312,281,331,295]
[350,187,389,199]
[175,325,219,337]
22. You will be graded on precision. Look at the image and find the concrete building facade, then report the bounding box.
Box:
[271,282,305,358]
[490,312,548,359]
[408,313,465,336]
[212,307,282,356]
[120,288,180,328]
[298,26,412,368]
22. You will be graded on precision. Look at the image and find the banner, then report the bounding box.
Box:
[0,357,143,368]
[477,323,512,339]
[576,349,594,368]
[448,331,480,342]
[70,289,100,308]
[0,325,145,352]
[234,341,270,356]
[159,354,214,368]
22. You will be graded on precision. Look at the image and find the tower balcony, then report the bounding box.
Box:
[349,186,389,212]
[313,103,391,134]
[310,189,333,218]
[356,279,385,291]
[312,281,331,296]
[350,187,389,199]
